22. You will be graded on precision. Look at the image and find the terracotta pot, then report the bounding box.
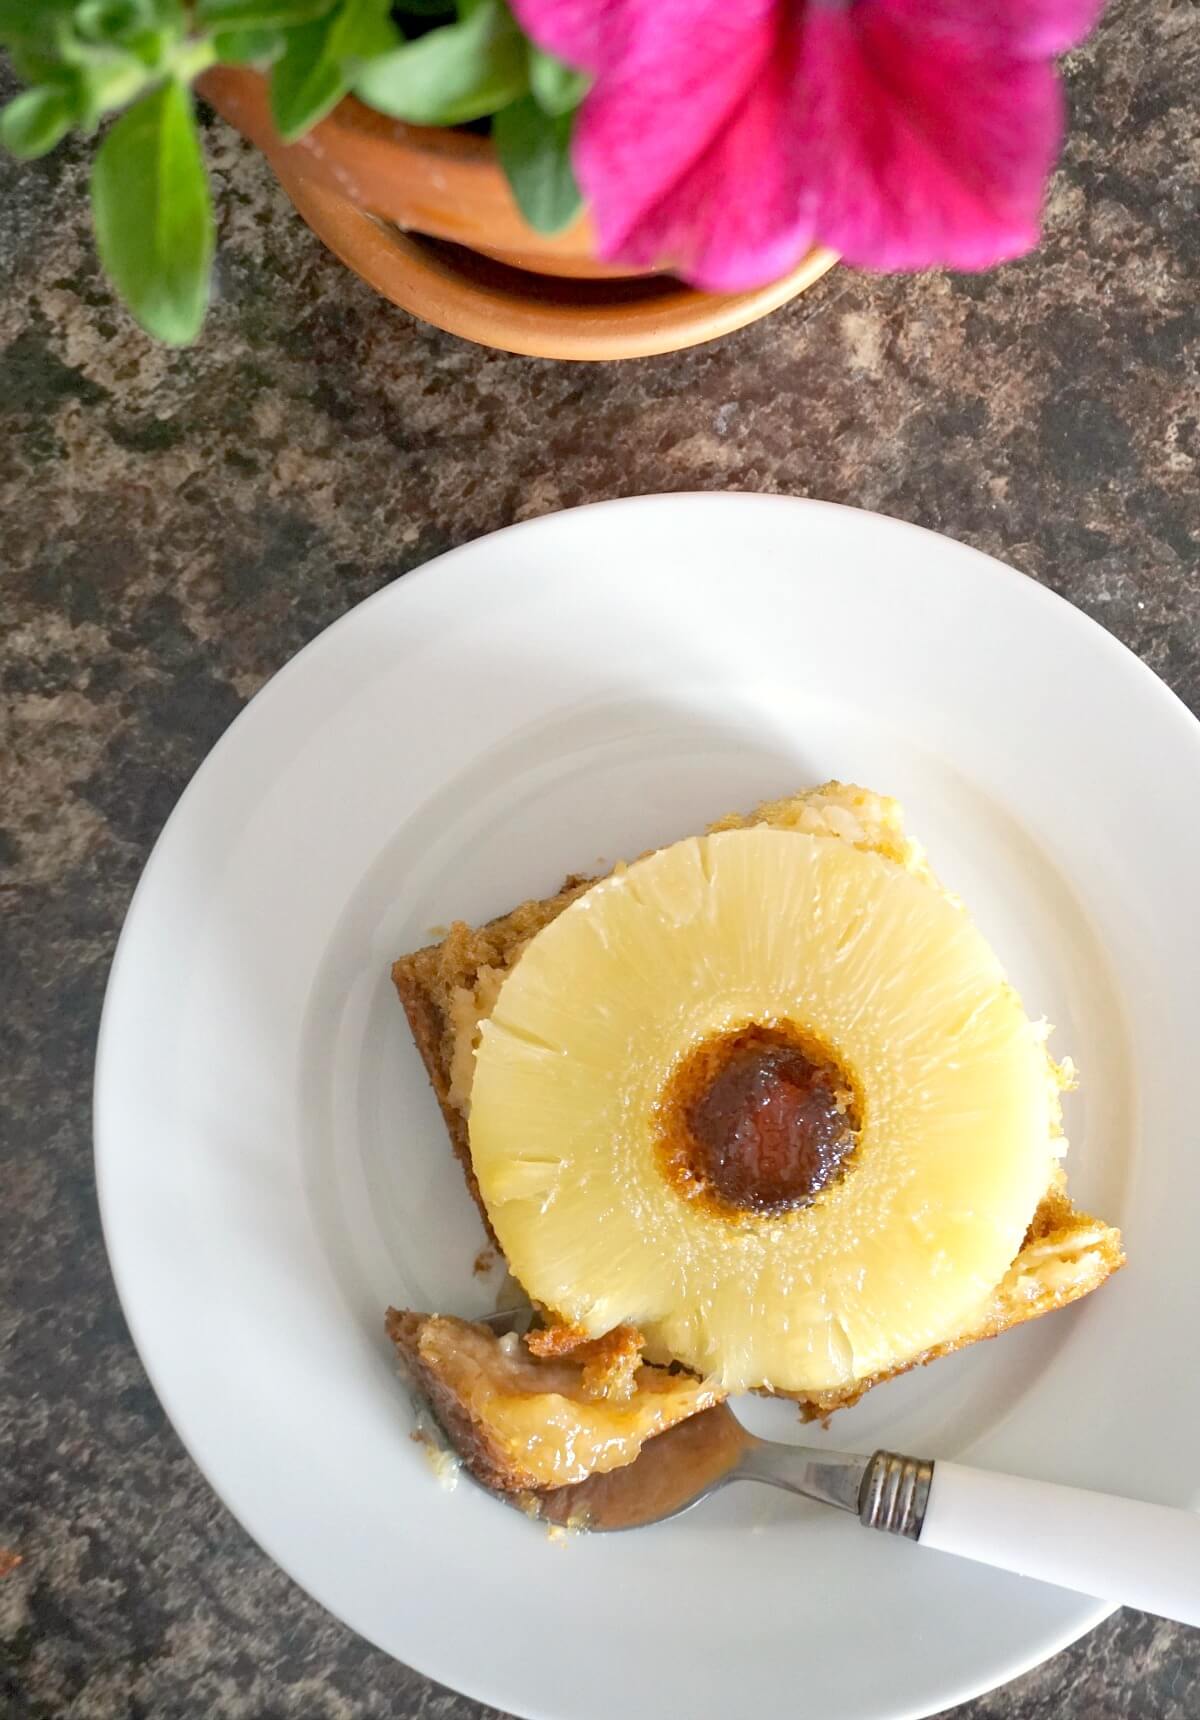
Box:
[199,66,836,360]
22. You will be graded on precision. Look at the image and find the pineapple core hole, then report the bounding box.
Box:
[655,1023,861,1217]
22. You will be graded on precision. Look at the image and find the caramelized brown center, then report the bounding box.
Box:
[656,1024,860,1216]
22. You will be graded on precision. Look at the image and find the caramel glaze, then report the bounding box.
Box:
[657,1023,860,1216]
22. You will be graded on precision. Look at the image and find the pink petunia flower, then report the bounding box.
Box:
[510,0,1105,289]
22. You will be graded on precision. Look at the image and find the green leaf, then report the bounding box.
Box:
[196,0,336,26]
[270,16,343,135]
[334,0,399,67]
[211,25,286,63]
[0,1,67,40]
[126,27,179,72]
[74,51,155,126]
[353,0,527,126]
[74,1,158,43]
[270,0,398,141]
[528,44,587,117]
[0,84,73,157]
[9,42,66,83]
[91,79,214,343]
[494,93,580,234]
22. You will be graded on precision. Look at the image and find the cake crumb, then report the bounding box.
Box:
[414,1424,464,1492]
[410,1425,461,1491]
[425,1444,460,1491]
[473,1245,497,1277]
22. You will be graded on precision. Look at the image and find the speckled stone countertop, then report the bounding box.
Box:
[3,1,1198,1714]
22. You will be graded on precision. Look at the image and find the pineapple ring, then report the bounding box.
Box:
[469,826,1058,1394]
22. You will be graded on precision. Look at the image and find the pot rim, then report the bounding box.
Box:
[286,172,838,360]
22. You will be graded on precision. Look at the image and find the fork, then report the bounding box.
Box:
[424,1311,1200,1628]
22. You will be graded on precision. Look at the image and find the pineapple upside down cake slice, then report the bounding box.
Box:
[389,784,1123,1489]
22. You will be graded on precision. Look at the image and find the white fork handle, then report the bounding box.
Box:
[921,1461,1200,1628]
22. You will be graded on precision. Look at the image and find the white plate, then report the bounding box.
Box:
[96,494,1200,1720]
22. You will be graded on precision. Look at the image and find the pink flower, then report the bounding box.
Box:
[510,0,1105,289]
